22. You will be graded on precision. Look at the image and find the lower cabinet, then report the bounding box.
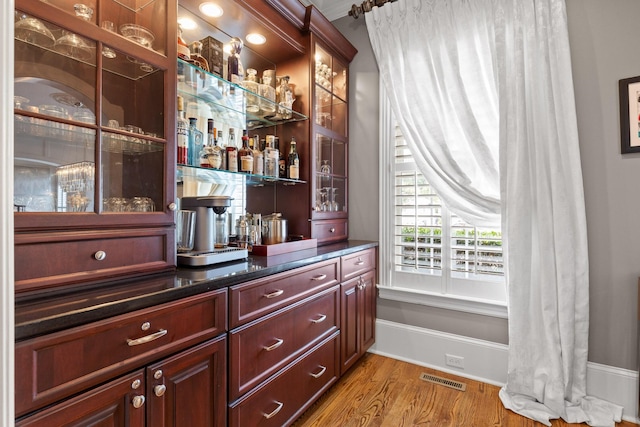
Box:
[229,333,339,427]
[16,246,378,427]
[16,370,147,427]
[340,261,377,375]
[146,336,227,427]
[16,335,227,427]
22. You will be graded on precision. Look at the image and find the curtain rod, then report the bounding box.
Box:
[348,0,398,19]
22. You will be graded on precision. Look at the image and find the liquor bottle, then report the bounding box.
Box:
[189,41,209,72]
[238,130,253,173]
[253,135,264,176]
[177,25,190,61]
[199,129,212,168]
[188,118,203,166]
[218,130,226,170]
[201,119,219,168]
[276,137,286,178]
[209,127,224,170]
[242,69,260,113]
[287,137,300,180]
[227,37,244,85]
[177,96,189,164]
[264,135,279,178]
[226,128,238,172]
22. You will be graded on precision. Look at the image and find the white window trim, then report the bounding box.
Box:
[377,83,507,319]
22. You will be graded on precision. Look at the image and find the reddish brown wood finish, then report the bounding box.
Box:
[340,249,377,375]
[146,335,227,427]
[228,257,339,329]
[14,0,177,289]
[341,247,376,282]
[340,275,360,373]
[14,228,174,292]
[310,219,348,244]
[228,285,339,402]
[16,370,146,427]
[229,333,340,427]
[15,289,227,417]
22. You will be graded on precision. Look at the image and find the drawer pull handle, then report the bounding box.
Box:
[311,274,327,281]
[264,289,284,299]
[355,259,365,265]
[154,384,167,397]
[263,401,284,419]
[311,314,327,324]
[329,228,335,233]
[263,338,284,352]
[127,329,167,346]
[94,250,107,261]
[132,395,145,409]
[310,365,327,378]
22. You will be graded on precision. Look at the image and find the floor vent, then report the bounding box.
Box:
[419,373,467,391]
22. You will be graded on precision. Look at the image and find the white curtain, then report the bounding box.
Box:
[366,0,624,426]
[367,0,501,227]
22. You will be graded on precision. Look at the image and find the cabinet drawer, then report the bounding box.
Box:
[229,333,339,427]
[311,219,347,244]
[15,289,227,417]
[229,286,339,401]
[14,228,175,293]
[341,248,376,282]
[229,258,339,329]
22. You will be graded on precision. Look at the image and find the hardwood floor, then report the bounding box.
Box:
[292,353,638,427]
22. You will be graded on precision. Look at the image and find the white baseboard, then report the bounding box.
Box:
[370,319,640,424]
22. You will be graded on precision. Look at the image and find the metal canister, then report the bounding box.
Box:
[261,213,287,245]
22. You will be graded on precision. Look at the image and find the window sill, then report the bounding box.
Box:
[377,285,508,319]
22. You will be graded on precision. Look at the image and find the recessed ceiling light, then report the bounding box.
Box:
[199,2,224,17]
[246,33,266,45]
[178,17,197,30]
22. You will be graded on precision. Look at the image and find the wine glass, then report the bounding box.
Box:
[320,160,331,175]
[101,21,117,59]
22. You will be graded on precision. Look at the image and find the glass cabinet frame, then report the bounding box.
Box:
[13,0,176,229]
[310,41,348,222]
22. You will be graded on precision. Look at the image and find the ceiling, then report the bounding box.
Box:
[300,0,351,22]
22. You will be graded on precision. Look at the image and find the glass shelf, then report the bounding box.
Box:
[177,164,305,187]
[178,59,308,130]
[15,115,163,155]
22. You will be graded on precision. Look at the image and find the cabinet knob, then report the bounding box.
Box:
[329,228,335,233]
[153,369,163,380]
[168,202,177,211]
[154,384,167,397]
[131,379,141,390]
[132,395,145,409]
[94,250,107,261]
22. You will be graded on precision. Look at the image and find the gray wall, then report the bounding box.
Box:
[335,0,640,370]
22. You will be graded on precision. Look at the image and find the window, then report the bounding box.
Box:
[379,96,507,316]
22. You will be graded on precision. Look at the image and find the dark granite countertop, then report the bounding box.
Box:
[15,240,378,341]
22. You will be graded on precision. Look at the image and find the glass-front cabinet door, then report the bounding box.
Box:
[13,0,173,223]
[311,42,348,223]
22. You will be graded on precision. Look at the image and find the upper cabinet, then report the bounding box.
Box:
[13,0,177,292]
[310,41,348,227]
[174,1,357,248]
